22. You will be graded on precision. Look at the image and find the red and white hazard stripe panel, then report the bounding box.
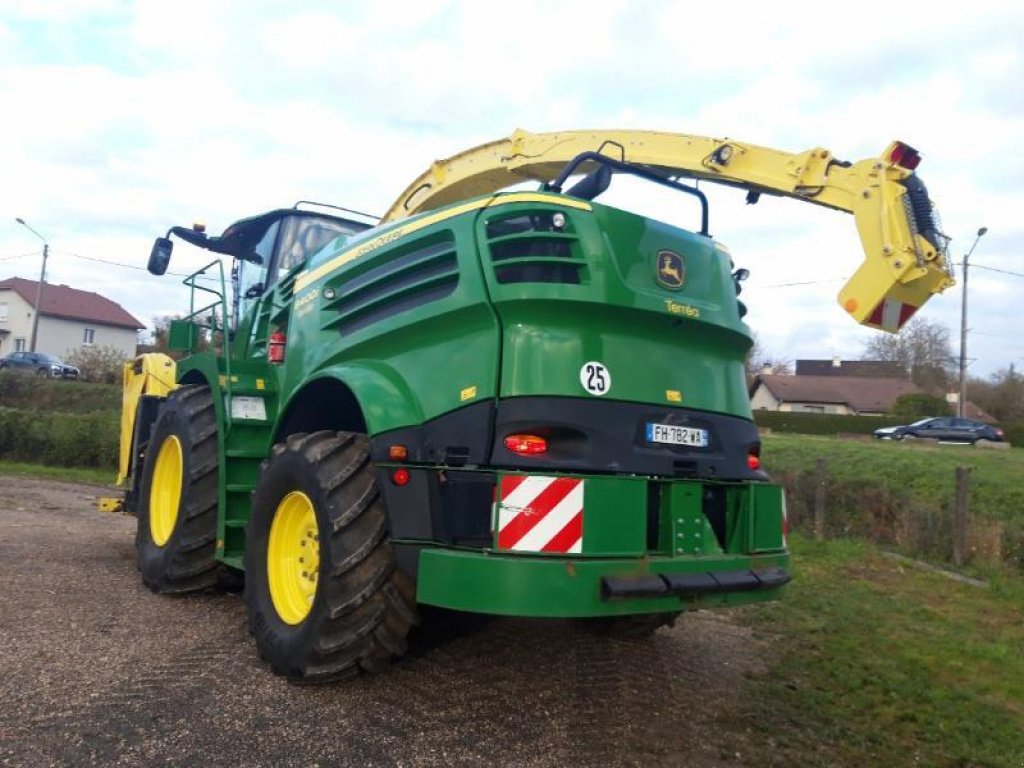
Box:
[496,475,584,554]
[866,298,917,331]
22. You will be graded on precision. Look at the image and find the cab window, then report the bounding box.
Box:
[237,220,280,322]
[274,215,361,281]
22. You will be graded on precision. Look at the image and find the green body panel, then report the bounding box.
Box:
[481,202,752,416]
[278,219,501,434]
[282,194,753,435]
[567,475,648,556]
[415,548,788,617]
[167,319,202,352]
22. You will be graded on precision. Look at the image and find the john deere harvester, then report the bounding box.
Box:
[113,129,951,682]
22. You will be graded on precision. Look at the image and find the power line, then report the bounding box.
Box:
[56,250,150,272]
[0,251,39,262]
[972,263,1024,279]
[53,250,221,281]
[760,277,847,288]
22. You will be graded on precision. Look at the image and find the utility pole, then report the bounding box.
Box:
[15,218,50,353]
[958,226,988,418]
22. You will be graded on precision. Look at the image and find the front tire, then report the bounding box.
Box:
[135,385,220,593]
[245,431,419,683]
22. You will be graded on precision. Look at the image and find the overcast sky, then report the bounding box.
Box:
[1,1,1021,379]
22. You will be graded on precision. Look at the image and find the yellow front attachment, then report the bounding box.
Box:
[381,129,954,332]
[149,435,183,547]
[118,353,177,486]
[839,161,954,332]
[268,491,320,625]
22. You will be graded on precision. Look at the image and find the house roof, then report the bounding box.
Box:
[0,277,144,330]
[795,359,909,378]
[753,374,920,413]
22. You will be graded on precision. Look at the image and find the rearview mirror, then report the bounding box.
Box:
[148,237,173,275]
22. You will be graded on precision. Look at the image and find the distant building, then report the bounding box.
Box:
[795,358,909,379]
[750,373,920,416]
[0,277,144,359]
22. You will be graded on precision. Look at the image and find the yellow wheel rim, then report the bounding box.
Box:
[268,491,319,625]
[149,435,183,547]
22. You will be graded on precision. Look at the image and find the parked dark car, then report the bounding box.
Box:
[873,417,1003,444]
[0,351,80,379]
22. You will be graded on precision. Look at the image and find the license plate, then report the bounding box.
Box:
[646,422,708,448]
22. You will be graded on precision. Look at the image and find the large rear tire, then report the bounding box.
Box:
[135,385,220,593]
[244,431,419,683]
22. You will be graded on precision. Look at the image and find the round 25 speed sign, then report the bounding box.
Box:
[580,361,611,396]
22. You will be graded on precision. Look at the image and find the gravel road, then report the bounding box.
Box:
[0,477,772,767]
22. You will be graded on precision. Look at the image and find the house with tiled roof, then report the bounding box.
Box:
[0,277,144,359]
[751,359,996,421]
[750,373,921,416]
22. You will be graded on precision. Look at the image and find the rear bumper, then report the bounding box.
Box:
[413,547,790,617]
[602,566,789,600]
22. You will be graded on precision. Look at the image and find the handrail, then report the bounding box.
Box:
[181,259,232,397]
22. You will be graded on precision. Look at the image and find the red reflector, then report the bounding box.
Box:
[391,469,410,486]
[888,141,921,171]
[388,444,408,461]
[504,434,548,455]
[747,453,761,470]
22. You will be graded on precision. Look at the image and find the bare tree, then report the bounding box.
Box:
[862,317,953,392]
[745,332,792,380]
[969,365,1024,422]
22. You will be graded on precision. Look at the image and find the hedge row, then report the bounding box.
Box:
[777,465,1024,572]
[1002,423,1024,448]
[752,410,889,437]
[0,373,121,413]
[0,407,119,469]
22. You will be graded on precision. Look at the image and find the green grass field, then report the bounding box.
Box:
[0,461,115,486]
[740,535,1024,767]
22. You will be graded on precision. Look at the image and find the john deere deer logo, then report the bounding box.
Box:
[656,250,685,290]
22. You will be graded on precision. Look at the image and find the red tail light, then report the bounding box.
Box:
[747,453,761,470]
[268,329,286,364]
[504,434,548,455]
[391,469,410,486]
[888,141,921,171]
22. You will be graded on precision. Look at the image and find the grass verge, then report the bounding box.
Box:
[761,433,1024,523]
[0,461,117,487]
[739,534,1024,767]
[762,434,1024,570]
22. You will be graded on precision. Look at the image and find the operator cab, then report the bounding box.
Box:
[227,207,372,324]
[148,202,374,329]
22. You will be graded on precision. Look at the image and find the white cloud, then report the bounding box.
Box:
[1,0,1022,373]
